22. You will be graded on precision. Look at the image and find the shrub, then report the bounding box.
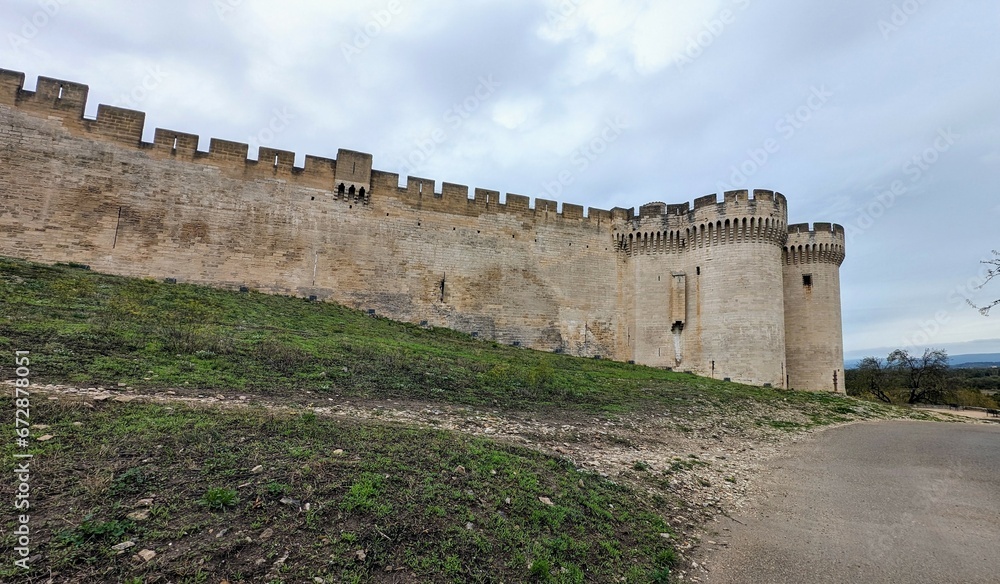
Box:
[109,467,150,497]
[253,340,312,376]
[199,487,239,510]
[529,558,552,581]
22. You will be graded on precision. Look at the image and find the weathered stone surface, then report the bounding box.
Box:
[0,70,844,392]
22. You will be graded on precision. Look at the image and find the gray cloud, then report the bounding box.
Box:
[1,0,997,357]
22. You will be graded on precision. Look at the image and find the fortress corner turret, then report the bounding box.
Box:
[782,223,846,392]
[618,189,789,387]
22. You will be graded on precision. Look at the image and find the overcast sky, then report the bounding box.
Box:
[2,0,998,359]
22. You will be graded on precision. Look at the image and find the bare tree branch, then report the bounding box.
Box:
[968,250,1000,316]
[856,356,893,403]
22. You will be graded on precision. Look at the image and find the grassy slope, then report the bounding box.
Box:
[0,257,912,426]
[0,257,924,582]
[0,399,677,583]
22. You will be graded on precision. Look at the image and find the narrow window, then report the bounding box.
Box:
[803,274,813,287]
[58,84,64,99]
[359,187,366,197]
[696,266,701,275]
[172,136,178,152]
[349,185,356,197]
[439,275,446,302]
[273,154,279,168]
[338,183,345,197]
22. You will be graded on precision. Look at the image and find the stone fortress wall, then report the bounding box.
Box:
[0,70,846,392]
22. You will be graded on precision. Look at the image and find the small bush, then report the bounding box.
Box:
[56,517,131,549]
[529,558,552,581]
[651,548,678,583]
[527,361,555,390]
[159,324,232,355]
[199,487,239,510]
[654,548,677,568]
[109,467,150,497]
[253,340,312,376]
[651,566,672,583]
[265,482,290,497]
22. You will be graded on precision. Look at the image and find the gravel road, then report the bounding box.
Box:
[700,421,1000,584]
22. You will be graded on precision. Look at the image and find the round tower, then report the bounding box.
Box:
[617,189,789,387]
[782,223,846,392]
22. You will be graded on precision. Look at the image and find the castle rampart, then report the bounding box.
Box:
[0,70,846,391]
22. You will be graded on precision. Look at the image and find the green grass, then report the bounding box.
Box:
[0,256,910,427]
[0,399,679,583]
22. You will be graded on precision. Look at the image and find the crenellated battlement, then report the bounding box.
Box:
[784,222,846,266]
[632,189,786,225]
[787,222,846,238]
[1,70,363,195]
[618,189,789,255]
[2,70,810,235]
[363,169,629,226]
[0,70,633,229]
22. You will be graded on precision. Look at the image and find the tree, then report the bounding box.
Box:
[887,348,949,404]
[854,356,893,403]
[969,250,999,316]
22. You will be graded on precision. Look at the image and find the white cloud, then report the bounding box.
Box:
[630,1,725,74]
[537,0,729,77]
[490,96,543,130]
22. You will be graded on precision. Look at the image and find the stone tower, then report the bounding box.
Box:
[618,190,789,387]
[782,223,847,392]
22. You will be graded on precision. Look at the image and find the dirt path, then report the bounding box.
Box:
[13,382,808,566]
[698,421,1000,584]
[915,404,1000,421]
[14,381,993,580]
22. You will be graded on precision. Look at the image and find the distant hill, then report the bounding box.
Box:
[846,353,1000,369]
[950,353,1000,366]
[953,361,1000,369]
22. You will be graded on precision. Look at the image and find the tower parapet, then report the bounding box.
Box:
[617,189,788,255]
[784,223,846,266]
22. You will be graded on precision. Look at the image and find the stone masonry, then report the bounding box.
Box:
[0,70,846,391]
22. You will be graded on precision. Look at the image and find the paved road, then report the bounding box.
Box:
[702,421,1000,584]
